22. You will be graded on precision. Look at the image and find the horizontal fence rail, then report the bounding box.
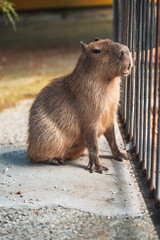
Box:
[113,0,160,207]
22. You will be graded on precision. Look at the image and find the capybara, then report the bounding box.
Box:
[27,38,132,173]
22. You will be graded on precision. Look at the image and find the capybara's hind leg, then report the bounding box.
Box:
[64,143,86,160]
[46,158,66,165]
[29,154,66,165]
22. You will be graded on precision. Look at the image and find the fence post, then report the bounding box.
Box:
[113,0,119,42]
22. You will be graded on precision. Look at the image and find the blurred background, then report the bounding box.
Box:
[0,0,113,111]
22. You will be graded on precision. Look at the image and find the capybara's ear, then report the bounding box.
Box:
[80,41,88,53]
[94,37,100,42]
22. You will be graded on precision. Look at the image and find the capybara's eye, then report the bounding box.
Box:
[94,37,100,42]
[92,49,101,54]
[120,51,125,58]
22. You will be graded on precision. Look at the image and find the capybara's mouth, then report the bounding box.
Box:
[122,68,131,75]
[122,61,132,76]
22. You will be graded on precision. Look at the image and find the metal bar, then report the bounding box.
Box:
[118,0,122,44]
[119,1,125,121]
[126,0,132,138]
[130,0,136,142]
[142,0,150,175]
[139,0,146,164]
[155,0,160,206]
[113,0,119,42]
[117,0,123,119]
[133,0,138,150]
[150,0,160,197]
[147,0,155,181]
[135,0,142,156]
[123,0,128,125]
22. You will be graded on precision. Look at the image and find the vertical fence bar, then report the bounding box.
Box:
[142,0,150,176]
[139,0,146,164]
[150,0,160,197]
[126,0,132,138]
[118,0,122,43]
[130,0,136,142]
[121,1,126,123]
[113,0,119,42]
[123,0,128,125]
[135,0,142,156]
[125,0,130,135]
[155,0,160,207]
[133,0,138,150]
[118,0,124,119]
[147,0,155,182]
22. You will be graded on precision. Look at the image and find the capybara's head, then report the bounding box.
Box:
[80,38,133,79]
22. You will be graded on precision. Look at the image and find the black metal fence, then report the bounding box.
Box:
[113,0,160,207]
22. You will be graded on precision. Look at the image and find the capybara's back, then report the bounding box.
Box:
[28,76,82,162]
[28,38,132,173]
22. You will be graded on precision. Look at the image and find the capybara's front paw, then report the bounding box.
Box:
[87,162,95,173]
[113,152,128,162]
[102,166,109,172]
[87,162,103,174]
[95,162,103,174]
[119,152,128,160]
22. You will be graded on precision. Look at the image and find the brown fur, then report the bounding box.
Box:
[27,39,132,173]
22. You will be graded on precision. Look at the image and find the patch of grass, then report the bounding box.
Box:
[0,75,51,111]
[0,48,80,112]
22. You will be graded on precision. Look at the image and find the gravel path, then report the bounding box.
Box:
[0,100,160,240]
[0,100,31,148]
[0,206,159,240]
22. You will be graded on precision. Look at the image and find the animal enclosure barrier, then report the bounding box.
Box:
[113,0,160,207]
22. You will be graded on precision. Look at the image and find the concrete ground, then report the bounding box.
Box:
[0,100,145,216]
[0,100,159,239]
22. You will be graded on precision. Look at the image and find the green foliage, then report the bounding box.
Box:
[0,0,18,30]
